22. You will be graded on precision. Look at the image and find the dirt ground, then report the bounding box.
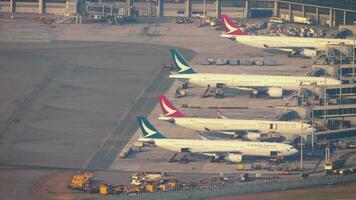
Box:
[29,171,356,200]
[210,182,356,200]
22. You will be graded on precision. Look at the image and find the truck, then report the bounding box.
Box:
[68,172,94,191]
[239,173,249,182]
[131,172,170,186]
[269,17,285,24]
[293,16,314,25]
[236,164,245,171]
[324,159,344,174]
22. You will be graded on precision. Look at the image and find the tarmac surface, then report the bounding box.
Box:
[0,41,190,170]
[1,14,355,199]
[0,39,191,199]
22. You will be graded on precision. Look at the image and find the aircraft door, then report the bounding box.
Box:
[269,123,277,130]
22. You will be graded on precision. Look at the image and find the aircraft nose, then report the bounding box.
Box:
[291,148,299,155]
[286,148,299,156]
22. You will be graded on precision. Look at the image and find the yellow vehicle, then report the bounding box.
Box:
[145,184,155,193]
[68,172,94,190]
[159,182,176,191]
[269,17,285,24]
[99,184,113,195]
[325,160,343,174]
[124,185,141,194]
[236,164,245,170]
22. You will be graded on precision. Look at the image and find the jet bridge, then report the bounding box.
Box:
[315,127,356,141]
[325,84,356,98]
[312,104,356,119]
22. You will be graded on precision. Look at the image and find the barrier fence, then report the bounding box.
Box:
[113,174,356,200]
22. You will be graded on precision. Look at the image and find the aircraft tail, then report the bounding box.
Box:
[137,116,166,139]
[170,49,196,74]
[217,110,230,119]
[157,96,185,118]
[219,15,247,36]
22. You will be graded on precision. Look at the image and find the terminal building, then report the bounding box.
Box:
[1,0,356,27]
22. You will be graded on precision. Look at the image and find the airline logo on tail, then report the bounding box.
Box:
[157,96,185,118]
[174,54,191,73]
[142,120,157,138]
[169,49,196,74]
[137,116,165,139]
[220,15,247,36]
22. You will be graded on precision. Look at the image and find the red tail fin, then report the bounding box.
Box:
[216,110,230,119]
[157,96,185,118]
[219,15,247,36]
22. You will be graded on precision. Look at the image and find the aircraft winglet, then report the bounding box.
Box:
[217,110,230,119]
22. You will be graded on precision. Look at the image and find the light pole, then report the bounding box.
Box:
[339,45,343,129]
[311,82,316,154]
[203,0,206,16]
[299,82,304,172]
[323,74,327,125]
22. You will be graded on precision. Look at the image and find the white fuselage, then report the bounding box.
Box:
[234,35,356,51]
[159,117,313,137]
[143,138,298,157]
[169,73,340,90]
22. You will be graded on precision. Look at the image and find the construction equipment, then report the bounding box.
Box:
[68,172,94,191]
[239,173,249,182]
[131,171,178,192]
[145,184,155,192]
[131,172,168,185]
[99,184,113,195]
[300,173,310,179]
[236,164,245,171]
[324,145,344,174]
[325,160,345,174]
[124,185,142,194]
[293,16,314,25]
[131,173,143,186]
[337,168,354,176]
[159,181,177,191]
[269,17,285,24]
[69,171,179,195]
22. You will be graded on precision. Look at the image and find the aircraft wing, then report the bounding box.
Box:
[204,127,259,134]
[168,74,190,81]
[200,150,242,154]
[234,86,277,92]
[263,45,316,52]
[179,147,240,154]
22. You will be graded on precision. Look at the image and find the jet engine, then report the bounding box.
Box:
[299,49,318,58]
[267,87,283,98]
[242,132,261,141]
[224,153,243,163]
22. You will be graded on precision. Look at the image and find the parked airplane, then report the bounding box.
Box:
[168,49,340,97]
[220,15,356,58]
[157,96,313,140]
[137,116,298,163]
